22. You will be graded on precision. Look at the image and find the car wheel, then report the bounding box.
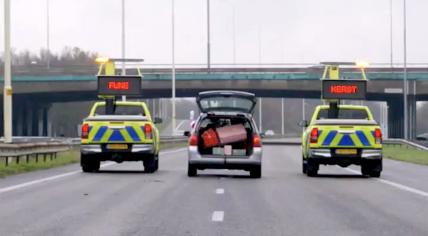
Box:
[81,154,100,173]
[361,160,382,178]
[144,155,157,173]
[306,160,318,177]
[302,157,307,174]
[250,165,262,178]
[188,163,197,177]
[154,155,159,171]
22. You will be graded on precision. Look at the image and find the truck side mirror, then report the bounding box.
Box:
[298,120,309,128]
[154,117,163,124]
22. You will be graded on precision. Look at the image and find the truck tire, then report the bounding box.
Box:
[187,163,197,177]
[81,154,100,172]
[361,160,382,178]
[306,160,318,177]
[250,165,262,178]
[144,155,157,173]
[302,158,308,174]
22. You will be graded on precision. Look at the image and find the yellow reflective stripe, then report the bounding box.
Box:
[350,134,362,147]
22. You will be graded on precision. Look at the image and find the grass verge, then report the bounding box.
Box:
[383,144,428,166]
[0,142,187,178]
[0,149,80,178]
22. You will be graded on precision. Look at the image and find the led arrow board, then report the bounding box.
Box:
[322,80,367,100]
[97,75,142,96]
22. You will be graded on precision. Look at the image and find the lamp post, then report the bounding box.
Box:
[46,0,50,70]
[3,0,13,143]
[403,0,408,139]
[171,0,176,135]
[207,0,211,72]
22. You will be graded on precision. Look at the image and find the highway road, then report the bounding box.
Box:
[1,145,428,236]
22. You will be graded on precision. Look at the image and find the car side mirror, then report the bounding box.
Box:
[154,117,163,124]
[298,120,309,128]
[183,131,191,137]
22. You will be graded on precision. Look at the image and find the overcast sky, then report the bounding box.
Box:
[1,0,428,65]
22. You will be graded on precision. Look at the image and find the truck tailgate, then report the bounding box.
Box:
[313,123,381,149]
[83,116,153,144]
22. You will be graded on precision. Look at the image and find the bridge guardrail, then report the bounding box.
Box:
[383,139,428,151]
[0,136,188,166]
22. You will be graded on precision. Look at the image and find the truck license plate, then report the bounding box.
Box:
[107,144,128,150]
[336,149,357,155]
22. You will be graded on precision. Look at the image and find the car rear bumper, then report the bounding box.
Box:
[188,146,262,170]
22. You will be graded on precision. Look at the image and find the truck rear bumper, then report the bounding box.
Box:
[81,144,154,155]
[308,148,382,166]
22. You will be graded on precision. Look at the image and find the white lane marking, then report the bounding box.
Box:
[211,211,224,222]
[0,148,187,194]
[345,168,428,198]
[175,120,186,130]
[216,188,225,194]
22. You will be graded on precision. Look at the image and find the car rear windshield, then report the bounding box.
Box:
[317,108,369,120]
[94,105,145,116]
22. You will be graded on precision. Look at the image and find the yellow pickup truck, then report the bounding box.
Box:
[300,105,382,177]
[80,101,161,173]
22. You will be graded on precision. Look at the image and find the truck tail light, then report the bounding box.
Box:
[253,134,262,147]
[374,128,382,144]
[310,128,319,144]
[145,124,153,139]
[81,123,89,139]
[189,133,198,146]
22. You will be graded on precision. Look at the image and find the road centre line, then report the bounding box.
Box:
[216,188,225,194]
[211,211,224,222]
[0,148,186,194]
[345,168,428,198]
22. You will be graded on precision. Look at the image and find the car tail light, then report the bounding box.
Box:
[189,133,198,146]
[145,124,153,139]
[374,128,382,144]
[81,123,89,139]
[253,134,262,147]
[310,128,319,144]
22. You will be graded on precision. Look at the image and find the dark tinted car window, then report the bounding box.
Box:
[95,105,145,116]
[317,108,368,120]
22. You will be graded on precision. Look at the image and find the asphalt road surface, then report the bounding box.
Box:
[1,145,428,236]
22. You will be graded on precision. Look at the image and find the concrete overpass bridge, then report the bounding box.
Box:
[1,66,428,138]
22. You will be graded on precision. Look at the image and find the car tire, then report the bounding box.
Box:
[188,163,197,177]
[250,165,262,178]
[302,158,307,174]
[154,155,159,171]
[81,154,100,173]
[144,155,157,173]
[306,160,318,177]
[361,160,382,178]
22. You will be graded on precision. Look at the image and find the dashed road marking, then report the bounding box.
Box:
[345,168,428,198]
[0,148,186,194]
[216,188,225,194]
[211,211,224,222]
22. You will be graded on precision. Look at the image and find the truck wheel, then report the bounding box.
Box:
[361,160,382,178]
[187,163,197,177]
[306,160,318,177]
[144,155,157,173]
[250,165,262,178]
[302,158,308,174]
[81,154,100,172]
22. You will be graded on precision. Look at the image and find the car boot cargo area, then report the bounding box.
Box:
[197,116,254,156]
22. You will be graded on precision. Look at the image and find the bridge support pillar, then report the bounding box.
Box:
[408,94,417,139]
[387,97,404,138]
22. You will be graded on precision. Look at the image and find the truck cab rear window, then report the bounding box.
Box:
[317,108,368,120]
[95,105,145,116]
